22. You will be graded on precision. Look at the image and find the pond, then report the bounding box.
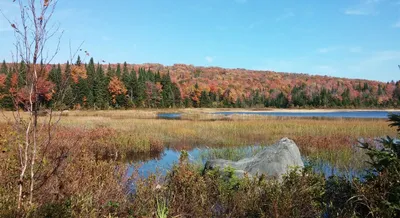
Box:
[214,110,395,119]
[127,146,365,181]
[157,110,398,120]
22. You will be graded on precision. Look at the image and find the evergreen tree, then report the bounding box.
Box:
[341,88,351,107]
[0,60,7,75]
[18,61,27,87]
[127,69,139,106]
[235,98,243,108]
[85,58,95,107]
[378,84,383,96]
[200,90,211,107]
[76,77,90,108]
[93,63,107,109]
[107,64,115,79]
[62,61,74,108]
[172,83,182,107]
[161,73,174,108]
[136,68,146,107]
[49,64,62,93]
[116,64,122,78]
[76,55,82,66]
[155,71,161,83]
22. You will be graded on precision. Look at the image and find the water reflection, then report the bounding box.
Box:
[126,145,366,180]
[215,111,393,119]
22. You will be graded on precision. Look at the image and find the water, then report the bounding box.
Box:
[214,110,395,119]
[157,111,397,120]
[127,146,364,180]
[157,113,181,119]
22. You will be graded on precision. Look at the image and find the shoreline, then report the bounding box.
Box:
[178,108,400,113]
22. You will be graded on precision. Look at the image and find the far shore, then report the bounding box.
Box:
[176,108,400,113]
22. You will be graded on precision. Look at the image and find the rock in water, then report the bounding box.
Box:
[204,138,304,180]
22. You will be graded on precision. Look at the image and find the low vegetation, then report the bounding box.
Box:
[1,110,399,217]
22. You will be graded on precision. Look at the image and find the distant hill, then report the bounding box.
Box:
[0,59,399,109]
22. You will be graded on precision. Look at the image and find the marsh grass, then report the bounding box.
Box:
[1,108,399,217]
[25,110,394,165]
[1,110,392,166]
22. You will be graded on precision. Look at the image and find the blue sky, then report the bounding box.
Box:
[0,0,400,82]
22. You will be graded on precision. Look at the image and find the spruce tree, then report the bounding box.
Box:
[49,64,62,93]
[200,90,210,108]
[116,63,122,78]
[62,61,74,108]
[161,73,174,107]
[129,69,139,105]
[172,83,181,107]
[0,60,7,75]
[85,58,95,107]
[93,63,107,109]
[76,55,82,66]
[136,68,146,107]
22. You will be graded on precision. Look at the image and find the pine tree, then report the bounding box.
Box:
[18,61,27,87]
[172,83,181,107]
[62,61,74,108]
[123,62,129,76]
[161,73,174,108]
[116,64,122,78]
[0,60,7,75]
[76,55,82,66]
[93,63,107,109]
[136,68,146,107]
[49,64,62,93]
[85,58,95,107]
[200,90,210,108]
[77,77,90,108]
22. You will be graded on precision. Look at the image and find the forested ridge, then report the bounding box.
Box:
[0,57,399,109]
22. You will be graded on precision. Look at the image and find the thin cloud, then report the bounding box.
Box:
[317,46,363,54]
[248,20,263,29]
[314,65,338,75]
[344,9,369,15]
[349,46,363,53]
[317,47,339,54]
[393,20,400,28]
[276,11,295,22]
[343,0,383,16]
[205,56,214,63]
[235,0,247,3]
[101,36,111,41]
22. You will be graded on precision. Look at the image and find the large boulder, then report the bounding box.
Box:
[204,138,304,180]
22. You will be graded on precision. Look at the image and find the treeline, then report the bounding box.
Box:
[0,58,400,110]
[0,57,182,109]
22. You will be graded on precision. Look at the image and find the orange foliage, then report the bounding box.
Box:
[108,76,127,104]
[71,65,87,83]
[0,74,6,89]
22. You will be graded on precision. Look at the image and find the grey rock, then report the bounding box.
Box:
[204,138,304,180]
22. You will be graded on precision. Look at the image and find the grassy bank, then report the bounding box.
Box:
[1,109,399,217]
[1,110,395,163]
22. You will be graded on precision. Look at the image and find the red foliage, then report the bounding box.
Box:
[0,74,6,89]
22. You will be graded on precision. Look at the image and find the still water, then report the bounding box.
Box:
[127,146,364,180]
[158,111,397,119]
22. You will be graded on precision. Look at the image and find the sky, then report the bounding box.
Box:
[0,0,400,82]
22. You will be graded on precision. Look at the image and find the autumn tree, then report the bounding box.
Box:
[108,76,127,107]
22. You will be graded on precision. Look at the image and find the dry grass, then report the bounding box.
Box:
[59,110,395,149]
